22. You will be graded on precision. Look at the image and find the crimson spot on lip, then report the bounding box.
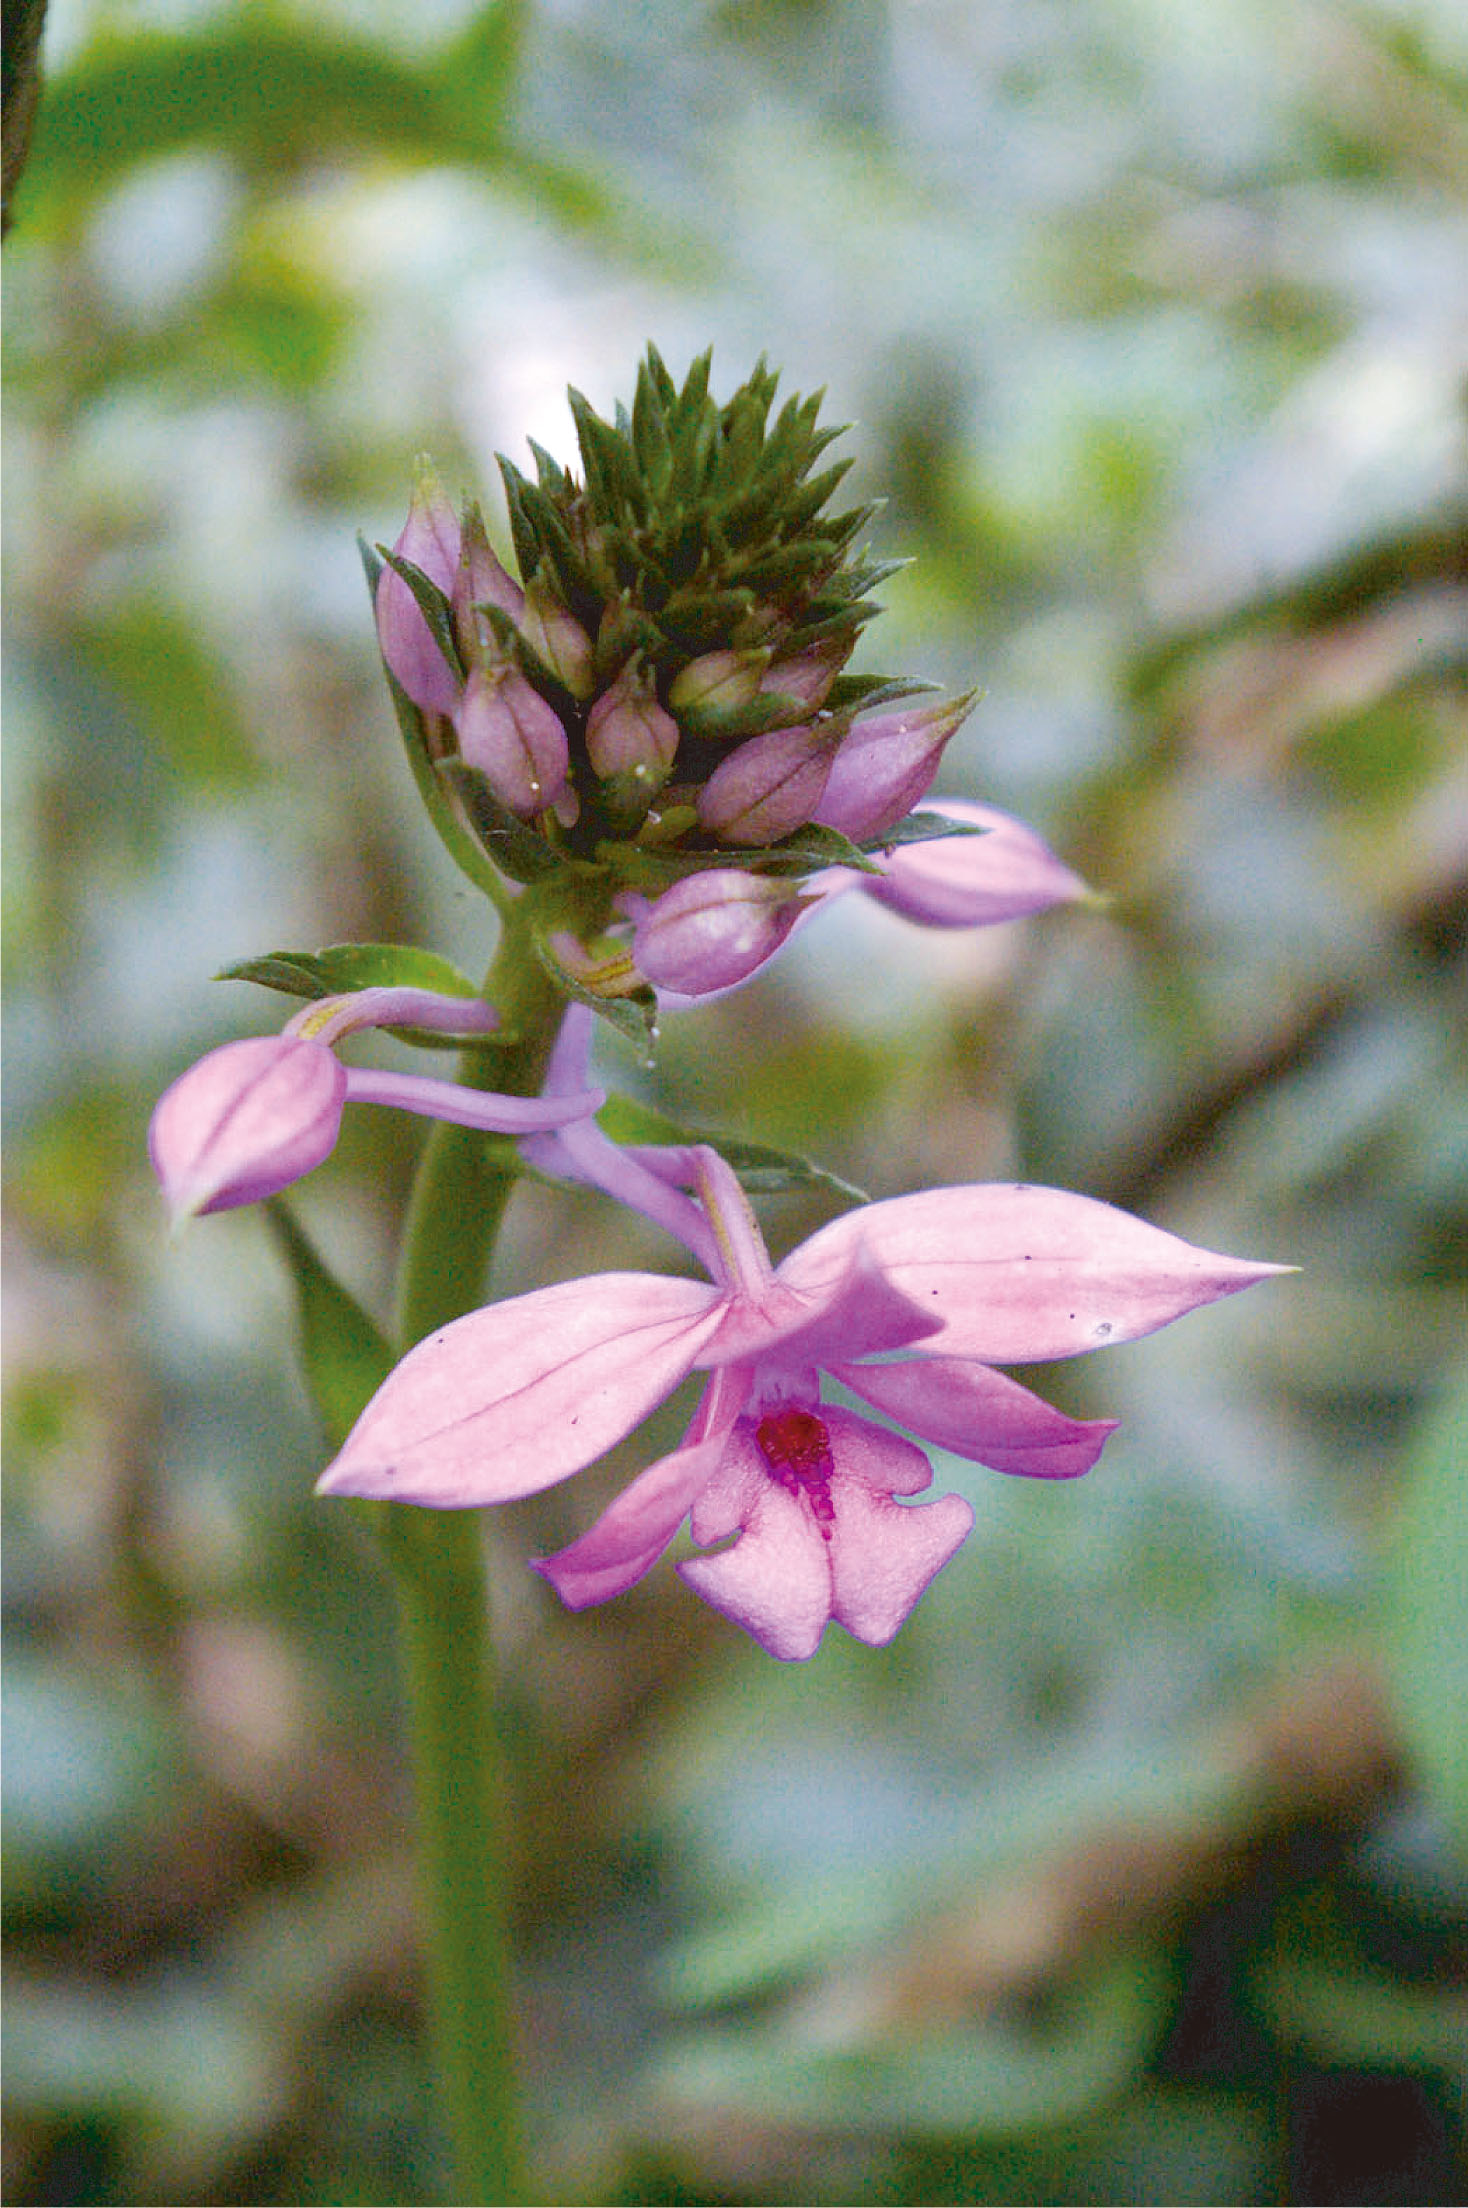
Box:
[755,1406,836,1538]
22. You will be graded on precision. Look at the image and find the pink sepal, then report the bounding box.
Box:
[783,1183,1291,1365]
[316,1275,724,1508]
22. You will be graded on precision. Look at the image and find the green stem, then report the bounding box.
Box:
[383,898,573,2206]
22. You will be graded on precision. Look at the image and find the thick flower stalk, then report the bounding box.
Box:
[318,1146,1286,1660]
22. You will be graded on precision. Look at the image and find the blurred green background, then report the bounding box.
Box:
[4,1,1466,2201]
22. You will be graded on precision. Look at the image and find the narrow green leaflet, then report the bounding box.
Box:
[218,943,494,1047]
[597,1093,867,1205]
[264,1200,396,1454]
[437,759,567,886]
[531,939,659,1058]
[375,549,464,685]
[868,808,991,852]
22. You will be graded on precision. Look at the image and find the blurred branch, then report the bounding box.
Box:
[2,0,47,236]
[814,1656,1403,2040]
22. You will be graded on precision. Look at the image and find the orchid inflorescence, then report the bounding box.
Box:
[151,349,1286,1660]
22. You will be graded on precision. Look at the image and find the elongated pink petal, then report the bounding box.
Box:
[780,1184,1290,1364]
[532,1429,731,1609]
[150,1036,347,1220]
[342,1067,603,1133]
[316,1275,724,1508]
[831,1355,1117,1478]
[863,799,1087,927]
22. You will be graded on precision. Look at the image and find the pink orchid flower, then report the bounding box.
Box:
[317,1145,1286,1660]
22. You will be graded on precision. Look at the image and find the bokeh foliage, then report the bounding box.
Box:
[4,1,1466,2202]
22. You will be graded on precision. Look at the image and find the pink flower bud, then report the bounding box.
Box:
[149,1036,347,1221]
[452,504,525,665]
[458,666,571,819]
[375,461,463,717]
[813,694,975,842]
[759,639,846,712]
[519,579,595,700]
[586,664,679,786]
[626,871,810,996]
[668,648,771,715]
[696,724,835,846]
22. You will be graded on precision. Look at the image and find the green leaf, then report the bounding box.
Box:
[1385,1366,1468,1858]
[825,674,938,714]
[865,809,991,852]
[217,942,492,1046]
[264,1200,395,1454]
[28,22,453,203]
[597,1094,867,1205]
[436,759,566,885]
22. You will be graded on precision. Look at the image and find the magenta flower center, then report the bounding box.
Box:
[755,1405,836,1538]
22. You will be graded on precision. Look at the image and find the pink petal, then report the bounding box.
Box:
[864,799,1087,927]
[531,1371,746,1608]
[149,1036,347,1220]
[820,1415,974,1647]
[679,1429,835,1660]
[697,1244,943,1369]
[678,1408,972,1658]
[831,1355,1117,1478]
[457,666,570,817]
[316,1274,724,1509]
[780,1184,1291,1364]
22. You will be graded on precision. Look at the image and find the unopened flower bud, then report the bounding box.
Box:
[376,461,463,716]
[149,1036,347,1222]
[696,723,835,846]
[668,647,770,716]
[519,579,595,700]
[586,664,679,801]
[458,665,571,819]
[452,502,525,665]
[759,639,847,712]
[626,871,809,996]
[813,692,976,842]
